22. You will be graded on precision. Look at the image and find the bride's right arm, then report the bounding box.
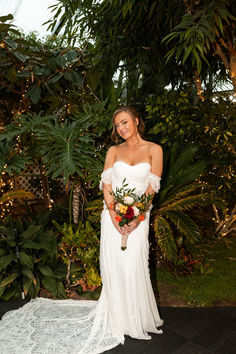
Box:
[100,147,124,235]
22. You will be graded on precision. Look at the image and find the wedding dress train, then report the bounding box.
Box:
[0,161,164,354]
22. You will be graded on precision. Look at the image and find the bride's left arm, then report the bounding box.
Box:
[145,143,163,198]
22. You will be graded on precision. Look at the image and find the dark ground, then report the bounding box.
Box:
[0,300,236,354]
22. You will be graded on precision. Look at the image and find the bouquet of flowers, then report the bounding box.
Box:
[109,179,153,251]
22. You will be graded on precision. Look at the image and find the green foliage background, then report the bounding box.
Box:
[0,3,235,301]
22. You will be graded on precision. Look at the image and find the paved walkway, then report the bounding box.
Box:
[0,300,236,353]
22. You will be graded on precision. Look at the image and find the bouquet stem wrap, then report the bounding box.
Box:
[121,233,128,251]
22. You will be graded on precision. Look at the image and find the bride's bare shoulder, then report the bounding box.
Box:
[149,142,163,153]
[143,140,162,153]
[104,145,118,169]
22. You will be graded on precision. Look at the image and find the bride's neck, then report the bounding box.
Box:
[124,134,142,147]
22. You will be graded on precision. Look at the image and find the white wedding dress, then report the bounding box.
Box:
[0,161,164,354]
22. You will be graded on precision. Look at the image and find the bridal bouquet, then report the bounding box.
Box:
[109,179,153,251]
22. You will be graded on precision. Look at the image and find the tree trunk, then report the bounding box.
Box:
[72,181,81,224]
[215,43,236,95]
[213,203,236,237]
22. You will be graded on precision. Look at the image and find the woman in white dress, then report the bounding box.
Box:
[0,106,163,354]
[99,106,164,339]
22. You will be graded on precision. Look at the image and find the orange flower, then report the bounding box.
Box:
[115,215,122,222]
[135,202,144,209]
[109,202,115,210]
[139,214,145,221]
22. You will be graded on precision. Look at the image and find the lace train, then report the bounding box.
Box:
[0,296,124,354]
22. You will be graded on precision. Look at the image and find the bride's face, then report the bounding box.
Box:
[114,112,138,140]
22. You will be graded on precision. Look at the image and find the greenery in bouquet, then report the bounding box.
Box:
[109,179,153,250]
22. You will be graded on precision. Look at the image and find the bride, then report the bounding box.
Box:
[0,106,164,354]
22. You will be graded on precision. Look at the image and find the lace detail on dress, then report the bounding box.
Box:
[149,173,161,193]
[99,168,112,191]
[0,297,124,354]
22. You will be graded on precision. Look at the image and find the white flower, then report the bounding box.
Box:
[124,196,134,205]
[132,206,140,217]
[115,203,121,212]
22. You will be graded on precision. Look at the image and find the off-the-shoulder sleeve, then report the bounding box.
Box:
[149,172,161,193]
[99,168,112,191]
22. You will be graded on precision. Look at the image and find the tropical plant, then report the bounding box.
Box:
[0,212,67,300]
[145,90,235,203]
[53,220,101,292]
[0,141,32,175]
[153,143,218,263]
[47,0,187,103]
[163,0,236,94]
[0,14,92,116]
[0,110,105,222]
[47,0,236,104]
[0,190,34,204]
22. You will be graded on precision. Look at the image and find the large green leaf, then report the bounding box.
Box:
[57,281,66,299]
[20,252,33,269]
[23,239,51,251]
[23,277,32,295]
[0,249,8,256]
[0,286,18,301]
[0,273,18,287]
[26,83,42,104]
[21,225,42,239]
[12,51,28,62]
[36,118,95,181]
[42,276,58,297]
[0,14,14,22]
[39,265,55,277]
[0,142,32,175]
[0,253,14,271]
[22,268,36,281]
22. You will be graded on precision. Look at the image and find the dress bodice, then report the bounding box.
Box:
[100,160,161,196]
[112,161,151,195]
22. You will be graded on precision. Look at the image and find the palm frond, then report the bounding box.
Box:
[172,161,207,189]
[154,215,177,261]
[160,143,208,202]
[86,198,104,224]
[161,182,206,207]
[86,198,103,212]
[164,210,201,243]
[159,193,211,213]
[0,190,35,204]
[168,143,198,178]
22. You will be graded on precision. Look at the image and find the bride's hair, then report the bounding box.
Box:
[111,106,145,144]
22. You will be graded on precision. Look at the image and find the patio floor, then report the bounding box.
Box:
[0,300,235,353]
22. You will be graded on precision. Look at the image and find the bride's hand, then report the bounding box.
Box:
[127,218,141,233]
[110,212,125,235]
[114,221,130,236]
